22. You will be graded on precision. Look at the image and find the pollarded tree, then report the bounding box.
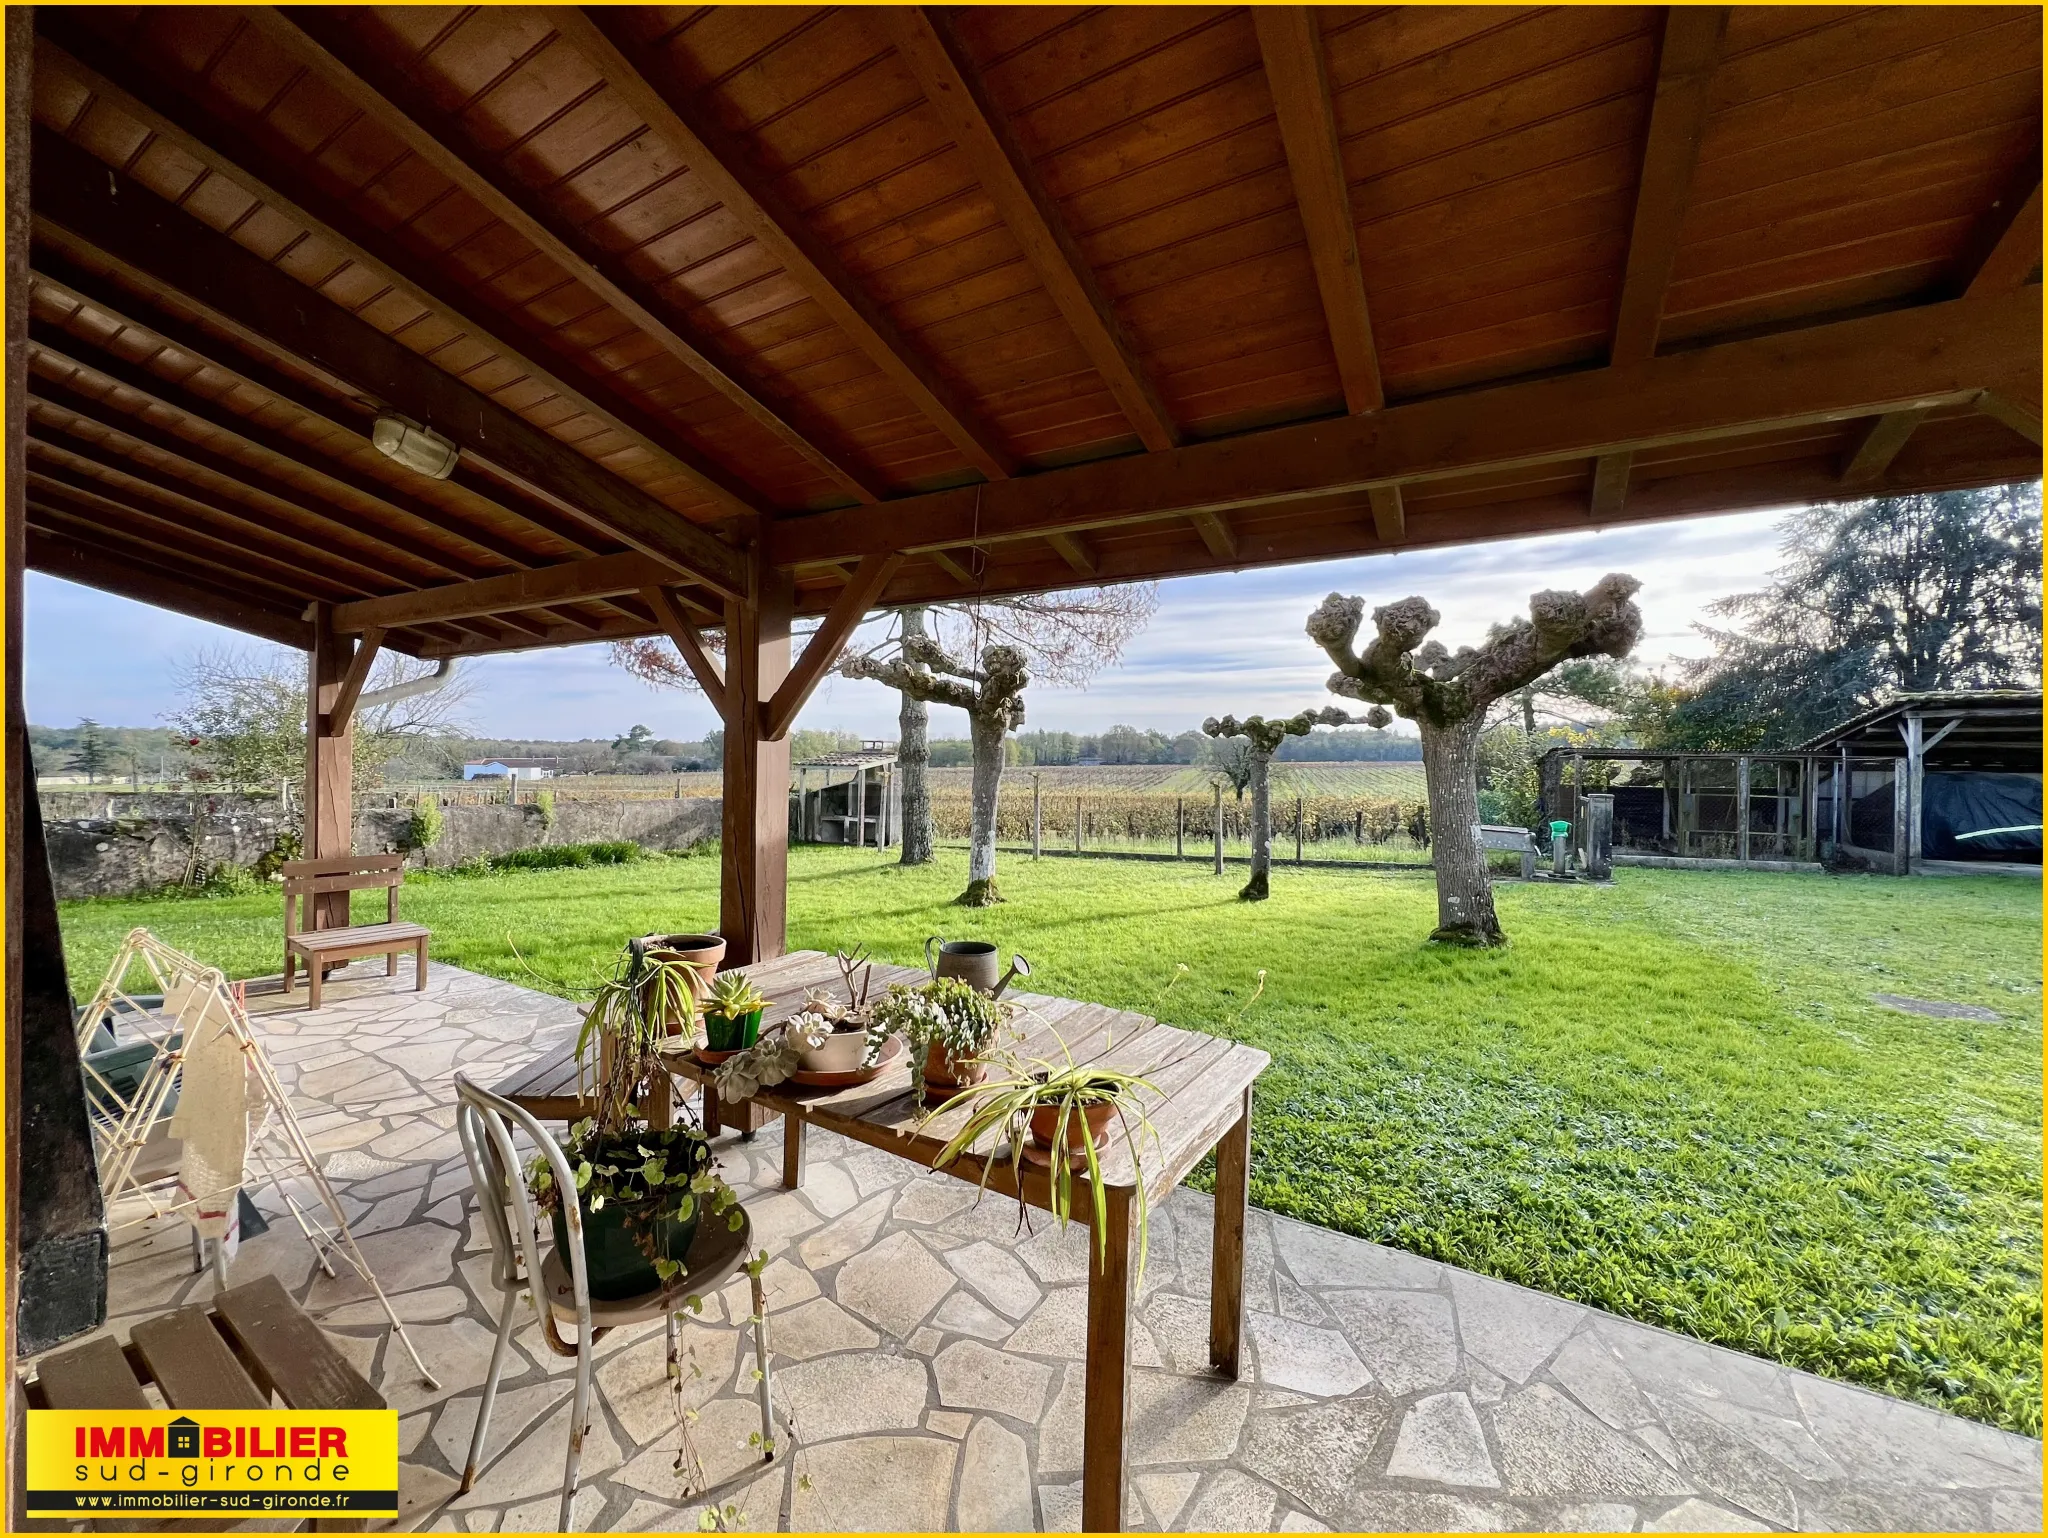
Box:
[1307,575,1643,946]
[1202,707,1360,900]
[840,638,1027,906]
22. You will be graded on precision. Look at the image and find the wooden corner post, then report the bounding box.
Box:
[304,602,355,930]
[720,549,793,965]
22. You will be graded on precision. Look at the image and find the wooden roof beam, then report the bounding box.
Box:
[35,25,767,537]
[553,6,1019,481]
[1046,530,1099,577]
[1609,6,1729,366]
[1839,408,1931,485]
[1590,453,1633,519]
[1963,167,2041,299]
[1190,511,1238,561]
[27,527,314,650]
[881,8,1177,454]
[1367,485,1404,544]
[763,554,905,740]
[643,586,728,718]
[329,551,666,636]
[1255,7,1382,415]
[765,285,2037,566]
[31,124,747,600]
[253,9,881,508]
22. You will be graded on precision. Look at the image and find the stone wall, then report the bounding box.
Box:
[40,792,722,899]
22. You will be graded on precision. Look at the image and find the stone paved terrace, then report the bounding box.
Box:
[53,961,2043,1533]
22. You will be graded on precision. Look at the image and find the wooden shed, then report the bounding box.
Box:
[792,747,900,848]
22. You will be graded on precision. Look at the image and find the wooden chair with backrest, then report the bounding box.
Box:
[282,854,430,1010]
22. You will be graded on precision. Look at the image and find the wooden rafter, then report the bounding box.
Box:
[1047,531,1099,577]
[326,628,387,733]
[1190,511,1238,561]
[767,286,2035,567]
[763,554,905,741]
[552,6,1019,481]
[1964,171,2042,298]
[1367,485,1404,544]
[1255,7,1382,416]
[27,527,313,649]
[928,549,976,586]
[643,586,729,719]
[1609,6,1730,366]
[1839,408,1931,485]
[1590,453,1633,520]
[35,25,767,531]
[330,552,662,635]
[881,7,1176,453]
[252,9,881,509]
[31,124,747,599]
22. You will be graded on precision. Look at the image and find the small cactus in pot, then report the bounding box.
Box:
[701,971,768,1054]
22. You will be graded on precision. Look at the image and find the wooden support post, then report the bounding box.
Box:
[1295,794,1304,864]
[782,1118,806,1190]
[1736,756,1751,865]
[854,761,867,850]
[1891,757,1911,875]
[1834,746,1848,849]
[720,554,793,965]
[305,603,355,932]
[1032,774,1042,860]
[1076,796,1083,853]
[1081,1183,1135,1536]
[1903,713,1924,867]
[1213,783,1224,875]
[1175,797,1184,859]
[1209,1087,1251,1377]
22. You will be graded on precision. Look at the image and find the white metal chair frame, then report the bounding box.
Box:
[452,1073,775,1531]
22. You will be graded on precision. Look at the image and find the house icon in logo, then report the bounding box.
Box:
[168,1418,201,1459]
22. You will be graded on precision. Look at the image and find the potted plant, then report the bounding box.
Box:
[636,931,726,1007]
[713,950,891,1100]
[927,1031,1161,1282]
[872,977,1009,1101]
[700,971,768,1054]
[526,943,742,1299]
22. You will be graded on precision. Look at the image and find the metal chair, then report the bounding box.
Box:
[452,1074,775,1531]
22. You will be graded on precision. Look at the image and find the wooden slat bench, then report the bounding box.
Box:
[283,855,430,1010]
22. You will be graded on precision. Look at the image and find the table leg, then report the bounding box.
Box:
[647,1071,673,1131]
[1082,1182,1134,1533]
[782,1118,807,1189]
[702,1082,723,1137]
[1209,1086,1251,1378]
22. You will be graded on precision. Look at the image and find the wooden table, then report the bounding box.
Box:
[494,949,1268,1533]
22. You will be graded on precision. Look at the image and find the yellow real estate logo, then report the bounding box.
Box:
[25,1410,398,1519]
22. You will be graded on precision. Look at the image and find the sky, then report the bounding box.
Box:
[25,504,1789,742]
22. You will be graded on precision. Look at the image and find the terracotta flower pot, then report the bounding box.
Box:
[1028,1099,1118,1162]
[921,1041,987,1099]
[638,932,725,1012]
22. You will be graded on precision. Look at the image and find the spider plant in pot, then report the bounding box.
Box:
[927,1031,1161,1283]
[872,976,1009,1101]
[525,943,741,1299]
[700,971,768,1054]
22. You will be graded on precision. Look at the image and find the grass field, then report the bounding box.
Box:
[58,851,2041,1434]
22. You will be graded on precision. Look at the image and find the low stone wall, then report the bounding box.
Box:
[42,793,721,899]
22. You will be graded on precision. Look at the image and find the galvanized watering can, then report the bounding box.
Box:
[925,937,1031,998]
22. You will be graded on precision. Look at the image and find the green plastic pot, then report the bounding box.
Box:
[552,1196,699,1301]
[703,1008,763,1052]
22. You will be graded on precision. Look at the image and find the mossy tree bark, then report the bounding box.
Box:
[1203,707,1355,901]
[843,638,1027,906]
[894,606,935,867]
[1307,575,1643,945]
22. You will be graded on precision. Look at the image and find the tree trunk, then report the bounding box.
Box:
[1242,750,1272,901]
[1420,714,1501,944]
[959,707,1006,905]
[895,606,935,866]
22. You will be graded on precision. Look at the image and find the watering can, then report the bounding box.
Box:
[925,937,1031,999]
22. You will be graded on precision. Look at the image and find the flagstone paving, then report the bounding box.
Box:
[54,961,2044,1532]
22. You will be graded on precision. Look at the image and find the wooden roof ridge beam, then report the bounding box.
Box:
[1367,485,1404,544]
[763,554,905,740]
[29,256,621,564]
[1590,453,1632,519]
[254,9,881,508]
[882,8,1177,454]
[329,551,668,635]
[1046,530,1098,576]
[31,124,746,600]
[643,586,729,719]
[1254,7,1383,416]
[35,25,767,533]
[1609,6,1730,366]
[763,285,2038,566]
[27,527,315,649]
[553,6,1019,481]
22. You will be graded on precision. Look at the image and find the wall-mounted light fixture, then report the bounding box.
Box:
[371,415,460,480]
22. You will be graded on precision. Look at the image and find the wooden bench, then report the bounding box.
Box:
[283,855,430,1010]
[19,1274,451,1530]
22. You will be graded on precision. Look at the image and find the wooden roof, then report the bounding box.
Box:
[22,6,2043,658]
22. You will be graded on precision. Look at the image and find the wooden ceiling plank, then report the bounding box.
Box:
[30,256,621,565]
[1046,530,1098,577]
[254,9,881,508]
[1367,484,1404,544]
[881,7,1176,454]
[763,553,905,740]
[27,526,314,649]
[1190,510,1238,561]
[1590,452,1633,519]
[36,25,767,534]
[766,286,2036,566]
[1839,407,1931,485]
[643,586,729,718]
[31,123,746,599]
[1254,7,1383,415]
[1609,6,1732,366]
[553,5,1019,480]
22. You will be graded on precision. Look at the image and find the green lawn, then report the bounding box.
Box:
[59,849,2042,1434]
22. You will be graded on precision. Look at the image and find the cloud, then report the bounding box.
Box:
[26,505,1792,738]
